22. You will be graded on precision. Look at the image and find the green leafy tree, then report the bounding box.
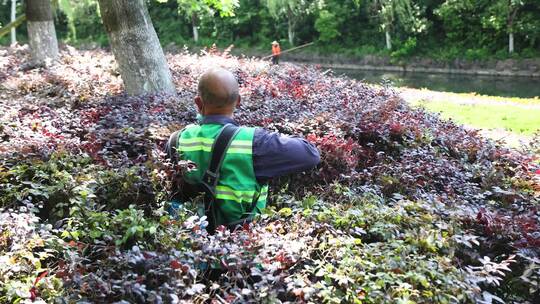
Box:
[516,3,540,53]
[264,0,322,46]
[314,0,360,43]
[158,0,238,42]
[59,0,239,44]
[207,0,272,45]
[435,0,540,56]
[57,0,104,43]
[435,0,481,48]
[481,0,524,54]
[369,0,427,50]
[2,0,539,60]
[314,10,339,42]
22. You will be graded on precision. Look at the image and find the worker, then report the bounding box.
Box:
[166,68,320,232]
[271,41,281,65]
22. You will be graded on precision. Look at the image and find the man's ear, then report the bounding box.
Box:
[236,95,241,108]
[195,96,204,113]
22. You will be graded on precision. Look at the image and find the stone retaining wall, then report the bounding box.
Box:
[283,53,540,77]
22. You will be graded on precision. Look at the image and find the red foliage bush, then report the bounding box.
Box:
[1,46,539,301]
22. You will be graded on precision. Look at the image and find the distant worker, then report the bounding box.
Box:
[271,41,281,65]
[166,68,319,233]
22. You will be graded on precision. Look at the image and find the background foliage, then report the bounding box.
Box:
[1,0,540,60]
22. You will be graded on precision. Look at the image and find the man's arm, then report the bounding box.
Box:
[253,128,320,182]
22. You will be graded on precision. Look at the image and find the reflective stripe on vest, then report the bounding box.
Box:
[177,124,267,226]
[179,137,253,154]
[215,185,269,203]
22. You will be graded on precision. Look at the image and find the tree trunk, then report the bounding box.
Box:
[385,30,392,50]
[509,32,514,54]
[191,13,199,42]
[287,8,294,46]
[507,6,518,54]
[10,0,16,45]
[287,22,295,46]
[25,0,59,63]
[97,0,175,96]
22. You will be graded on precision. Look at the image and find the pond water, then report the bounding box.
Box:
[333,69,540,98]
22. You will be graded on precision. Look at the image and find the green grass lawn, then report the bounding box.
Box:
[413,100,540,135]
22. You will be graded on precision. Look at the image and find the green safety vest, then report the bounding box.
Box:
[175,123,268,227]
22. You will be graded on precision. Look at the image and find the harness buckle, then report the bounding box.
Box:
[203,170,218,186]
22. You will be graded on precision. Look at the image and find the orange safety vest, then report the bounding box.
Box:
[272,45,281,56]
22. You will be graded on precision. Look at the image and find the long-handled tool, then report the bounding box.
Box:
[262,42,314,60]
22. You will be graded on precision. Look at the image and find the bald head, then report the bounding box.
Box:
[197,68,240,109]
